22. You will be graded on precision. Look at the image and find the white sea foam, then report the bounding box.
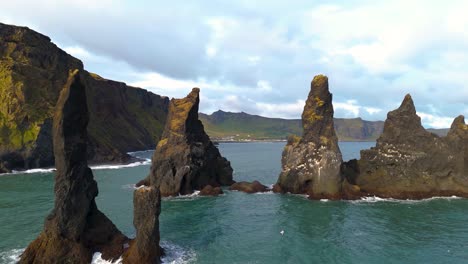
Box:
[3,158,151,176]
[320,199,329,202]
[91,252,122,264]
[90,159,151,170]
[90,241,196,264]
[161,241,197,264]
[9,168,55,175]
[163,191,201,202]
[351,195,462,204]
[0,248,23,264]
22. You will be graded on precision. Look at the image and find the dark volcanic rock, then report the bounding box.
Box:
[145,88,234,197]
[354,95,468,199]
[199,185,224,196]
[0,22,169,173]
[229,181,269,193]
[275,75,343,199]
[19,70,127,263]
[123,186,162,264]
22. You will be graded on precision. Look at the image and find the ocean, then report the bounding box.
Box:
[1,142,468,263]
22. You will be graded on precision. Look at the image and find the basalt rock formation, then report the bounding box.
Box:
[0,22,169,173]
[275,75,343,199]
[199,185,224,196]
[123,186,162,263]
[350,94,468,199]
[143,88,234,197]
[19,70,127,263]
[229,181,269,194]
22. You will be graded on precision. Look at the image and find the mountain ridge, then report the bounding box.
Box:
[200,110,449,141]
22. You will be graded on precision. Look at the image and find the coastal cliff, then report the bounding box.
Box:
[275,75,343,199]
[19,70,126,263]
[0,22,168,173]
[349,95,468,199]
[143,88,234,196]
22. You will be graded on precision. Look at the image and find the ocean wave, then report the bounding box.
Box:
[351,195,462,204]
[161,241,197,264]
[0,248,22,264]
[8,168,56,175]
[91,252,122,264]
[90,159,151,170]
[90,241,196,264]
[163,191,201,202]
[3,159,151,176]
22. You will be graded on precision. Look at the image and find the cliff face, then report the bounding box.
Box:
[20,70,126,263]
[275,75,343,199]
[145,88,234,196]
[352,95,468,199]
[0,22,169,173]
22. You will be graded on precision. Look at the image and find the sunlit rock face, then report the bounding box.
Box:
[142,88,234,197]
[275,75,343,199]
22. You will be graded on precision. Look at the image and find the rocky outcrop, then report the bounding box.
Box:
[352,94,468,199]
[229,181,269,194]
[145,88,234,197]
[199,185,224,196]
[0,22,169,173]
[275,75,343,199]
[123,186,162,264]
[19,70,127,263]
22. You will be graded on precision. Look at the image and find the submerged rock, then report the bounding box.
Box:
[275,75,343,199]
[123,186,162,263]
[199,185,224,196]
[19,70,127,264]
[144,88,234,197]
[229,181,269,193]
[354,95,468,199]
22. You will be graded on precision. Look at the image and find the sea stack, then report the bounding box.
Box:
[123,186,162,263]
[142,88,234,196]
[275,75,343,199]
[20,70,127,263]
[353,94,468,198]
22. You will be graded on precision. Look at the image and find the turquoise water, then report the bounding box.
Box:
[1,142,468,263]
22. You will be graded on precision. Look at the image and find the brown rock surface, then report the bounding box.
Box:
[354,95,468,198]
[229,181,269,193]
[144,88,234,196]
[19,70,127,263]
[199,185,224,196]
[275,75,343,199]
[123,186,162,264]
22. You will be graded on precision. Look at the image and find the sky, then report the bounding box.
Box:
[1,0,467,128]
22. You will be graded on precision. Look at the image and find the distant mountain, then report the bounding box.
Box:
[427,128,449,137]
[199,110,385,141]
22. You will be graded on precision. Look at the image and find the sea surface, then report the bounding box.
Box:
[1,142,468,263]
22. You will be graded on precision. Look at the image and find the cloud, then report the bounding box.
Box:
[417,112,455,129]
[0,0,467,127]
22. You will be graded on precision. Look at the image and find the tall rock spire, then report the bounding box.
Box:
[275,75,343,199]
[141,88,234,196]
[20,70,127,263]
